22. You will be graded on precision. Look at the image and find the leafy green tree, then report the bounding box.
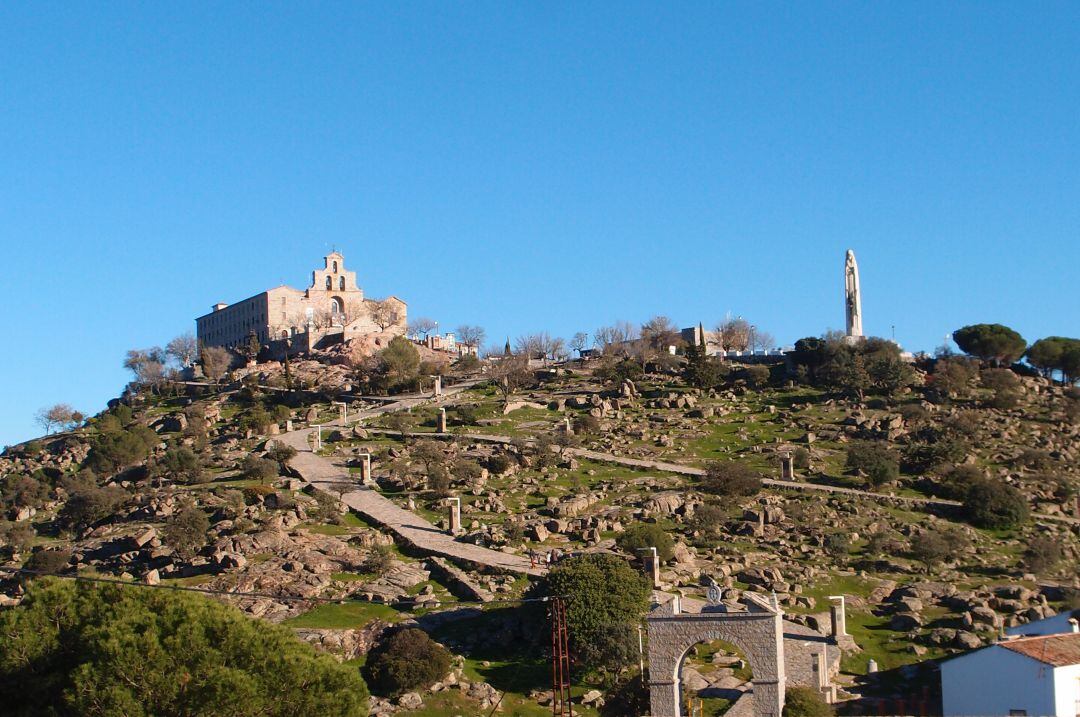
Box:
[57,474,128,533]
[0,579,368,716]
[157,447,206,484]
[616,522,676,562]
[845,442,899,488]
[163,498,210,560]
[242,331,262,362]
[683,329,724,389]
[953,324,1027,366]
[0,521,35,555]
[85,426,158,475]
[863,338,916,395]
[364,628,450,697]
[0,474,49,510]
[818,348,870,399]
[963,477,1029,529]
[377,336,421,392]
[266,443,298,467]
[536,554,650,676]
[22,547,72,577]
[909,531,951,573]
[701,461,763,497]
[241,454,279,484]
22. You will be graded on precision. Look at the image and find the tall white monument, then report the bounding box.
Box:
[844,249,863,340]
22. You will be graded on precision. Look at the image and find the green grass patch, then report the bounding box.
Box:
[283,601,401,629]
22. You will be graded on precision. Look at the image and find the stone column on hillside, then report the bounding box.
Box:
[564,417,573,434]
[433,375,443,397]
[334,401,348,425]
[447,497,462,535]
[437,408,448,433]
[286,420,294,433]
[312,426,322,452]
[358,453,373,485]
[638,547,661,588]
[780,454,795,480]
[829,595,847,638]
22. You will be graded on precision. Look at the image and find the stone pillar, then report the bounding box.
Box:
[814,650,828,690]
[437,408,448,433]
[358,453,372,485]
[312,426,322,451]
[867,658,878,674]
[286,420,293,433]
[780,454,795,480]
[447,497,461,535]
[337,402,347,425]
[829,596,847,638]
[433,375,442,397]
[564,417,573,434]
[639,547,661,588]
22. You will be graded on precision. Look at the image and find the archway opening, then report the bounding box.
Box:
[679,639,752,717]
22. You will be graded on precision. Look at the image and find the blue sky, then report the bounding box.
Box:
[2,3,1078,446]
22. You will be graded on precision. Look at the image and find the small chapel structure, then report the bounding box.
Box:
[195,252,407,352]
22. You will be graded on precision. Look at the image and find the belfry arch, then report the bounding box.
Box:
[646,593,785,717]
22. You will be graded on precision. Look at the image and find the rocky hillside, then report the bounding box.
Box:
[2,346,1078,714]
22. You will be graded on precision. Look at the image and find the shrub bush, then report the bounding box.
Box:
[616,522,676,562]
[1023,535,1063,574]
[963,478,1029,530]
[701,461,762,497]
[364,627,451,697]
[845,442,899,487]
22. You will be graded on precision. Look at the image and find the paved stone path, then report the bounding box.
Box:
[364,427,1080,525]
[278,382,544,578]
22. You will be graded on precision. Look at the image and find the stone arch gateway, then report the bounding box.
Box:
[646,595,785,717]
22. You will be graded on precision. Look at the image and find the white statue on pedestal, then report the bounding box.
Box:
[844,250,863,339]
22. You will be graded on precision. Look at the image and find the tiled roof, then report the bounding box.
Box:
[1000,632,1080,667]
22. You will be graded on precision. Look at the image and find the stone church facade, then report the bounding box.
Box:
[195,252,407,351]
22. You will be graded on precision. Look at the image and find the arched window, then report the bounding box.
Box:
[339,276,345,290]
[325,276,332,289]
[331,296,344,315]
[332,260,338,273]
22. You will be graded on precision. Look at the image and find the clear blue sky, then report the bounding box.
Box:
[2,3,1078,446]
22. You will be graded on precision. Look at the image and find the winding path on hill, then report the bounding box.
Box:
[362,426,1080,526]
[279,382,545,578]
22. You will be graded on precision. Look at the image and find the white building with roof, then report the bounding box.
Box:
[941,632,1080,717]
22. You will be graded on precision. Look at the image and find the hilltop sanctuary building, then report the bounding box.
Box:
[196,252,407,352]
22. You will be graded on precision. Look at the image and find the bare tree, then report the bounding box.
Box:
[569,332,589,356]
[408,317,438,339]
[750,330,775,352]
[489,354,532,402]
[124,347,167,393]
[641,316,682,351]
[166,333,198,367]
[200,346,232,383]
[456,324,486,351]
[716,318,751,352]
[35,404,80,434]
[593,321,637,356]
[548,336,568,362]
[369,299,403,332]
